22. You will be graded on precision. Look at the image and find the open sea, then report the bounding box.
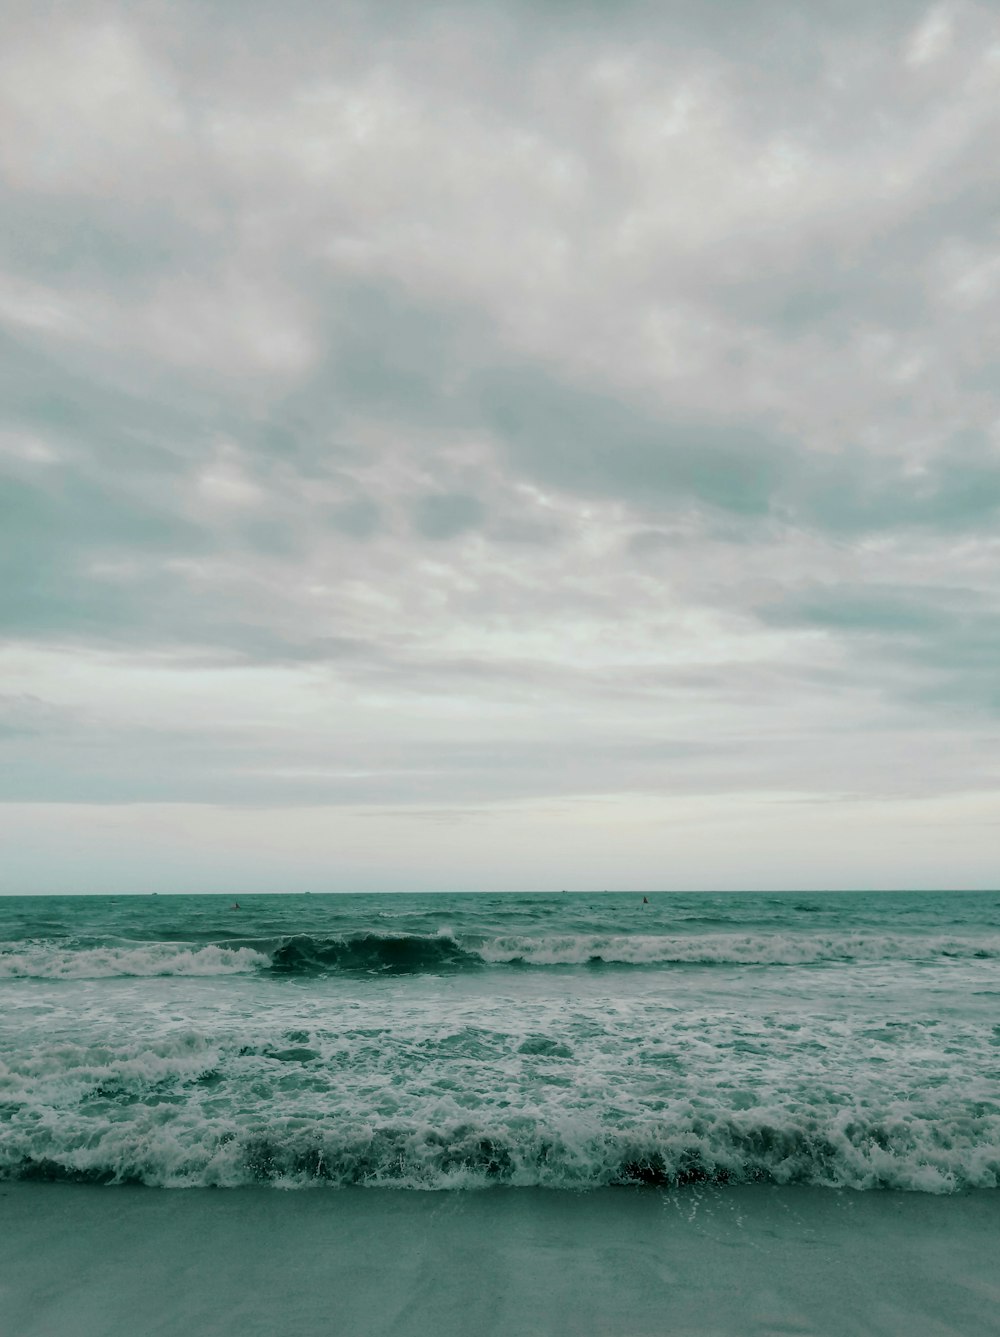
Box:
[1,890,999,1192]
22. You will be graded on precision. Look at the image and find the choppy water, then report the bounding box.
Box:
[1,891,998,1191]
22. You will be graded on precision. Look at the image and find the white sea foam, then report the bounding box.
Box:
[1,992,998,1192]
[0,943,270,979]
[475,932,1000,966]
[1,1104,998,1192]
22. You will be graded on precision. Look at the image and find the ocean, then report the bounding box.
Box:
[2,889,998,1192]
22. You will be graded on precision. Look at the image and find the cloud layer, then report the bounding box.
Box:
[2,0,999,889]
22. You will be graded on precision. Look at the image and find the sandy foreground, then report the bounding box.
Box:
[1,1183,997,1337]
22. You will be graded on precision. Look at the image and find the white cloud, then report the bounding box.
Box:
[905,4,956,66]
[0,23,187,194]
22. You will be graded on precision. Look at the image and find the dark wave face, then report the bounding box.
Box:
[269,932,482,975]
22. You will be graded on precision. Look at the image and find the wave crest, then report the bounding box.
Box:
[4,930,997,980]
[0,943,270,980]
[476,932,1000,967]
[4,1112,997,1192]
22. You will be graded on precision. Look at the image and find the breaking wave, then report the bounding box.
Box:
[3,930,999,979]
[474,932,1000,967]
[269,932,479,975]
[0,943,270,980]
[3,1111,998,1193]
[263,929,1000,974]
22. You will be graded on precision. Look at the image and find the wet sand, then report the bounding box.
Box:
[2,1183,998,1336]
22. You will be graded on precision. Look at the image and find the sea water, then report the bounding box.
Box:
[1,890,998,1191]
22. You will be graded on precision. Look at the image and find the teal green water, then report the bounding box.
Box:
[1,891,998,1189]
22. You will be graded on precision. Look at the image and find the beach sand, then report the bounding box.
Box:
[1,1184,997,1336]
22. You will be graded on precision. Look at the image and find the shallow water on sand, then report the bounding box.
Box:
[3,1184,999,1337]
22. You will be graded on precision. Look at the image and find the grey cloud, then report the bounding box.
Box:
[0,717,803,806]
[275,279,1000,541]
[235,515,309,557]
[299,280,473,429]
[798,437,1000,535]
[271,279,793,524]
[712,256,924,341]
[412,491,486,540]
[758,582,982,636]
[486,512,563,546]
[3,0,1000,848]
[473,364,787,516]
[758,582,1000,716]
[0,464,211,638]
[703,170,1000,343]
[0,188,216,296]
[627,529,681,556]
[0,693,76,739]
[328,495,382,539]
[370,0,933,68]
[0,331,200,475]
[961,363,1000,393]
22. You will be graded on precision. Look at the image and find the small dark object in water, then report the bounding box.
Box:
[642,896,649,904]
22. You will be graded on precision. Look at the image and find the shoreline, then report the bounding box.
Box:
[3,1183,998,1336]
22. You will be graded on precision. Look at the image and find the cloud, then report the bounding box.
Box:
[2,0,1000,886]
[795,434,1000,535]
[412,492,487,539]
[758,580,1000,717]
[472,363,788,516]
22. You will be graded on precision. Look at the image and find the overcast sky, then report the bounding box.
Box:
[2,0,999,893]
